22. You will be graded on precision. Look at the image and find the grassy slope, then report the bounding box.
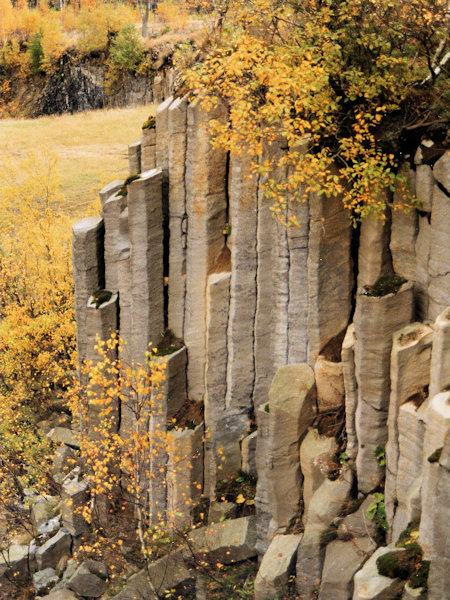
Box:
[0,105,155,216]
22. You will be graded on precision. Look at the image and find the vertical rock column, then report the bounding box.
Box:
[166,423,204,528]
[428,157,450,320]
[427,434,450,600]
[342,324,358,459]
[307,187,352,361]
[254,402,272,556]
[204,272,231,498]
[226,151,258,421]
[419,391,450,556]
[102,190,126,292]
[148,347,188,525]
[267,364,316,535]
[141,126,156,172]
[155,96,173,171]
[128,140,142,176]
[391,400,427,541]
[184,100,228,400]
[127,169,165,366]
[389,165,417,282]
[354,282,414,493]
[72,216,105,376]
[385,322,432,526]
[168,95,189,339]
[429,307,450,398]
[85,293,119,438]
[357,208,393,288]
[117,206,133,369]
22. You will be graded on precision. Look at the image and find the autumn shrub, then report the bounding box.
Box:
[67,335,170,565]
[27,27,44,73]
[109,23,145,73]
[185,0,449,222]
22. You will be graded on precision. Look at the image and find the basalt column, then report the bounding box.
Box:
[225,151,258,433]
[307,185,353,361]
[127,169,165,365]
[72,216,105,377]
[168,95,189,339]
[184,100,228,400]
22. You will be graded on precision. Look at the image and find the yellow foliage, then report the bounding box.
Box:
[184,0,448,222]
[0,150,76,530]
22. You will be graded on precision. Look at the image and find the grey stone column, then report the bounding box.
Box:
[253,152,278,410]
[354,282,414,493]
[427,433,450,600]
[419,391,450,556]
[184,100,228,400]
[254,402,271,556]
[102,191,126,292]
[155,96,173,170]
[226,151,258,413]
[85,293,119,437]
[267,364,315,535]
[342,324,358,459]
[428,184,450,320]
[128,169,165,366]
[168,95,189,339]
[390,165,417,282]
[385,322,432,525]
[429,307,450,399]
[72,216,104,373]
[307,187,353,361]
[141,127,156,172]
[99,180,123,209]
[357,209,393,288]
[204,272,231,498]
[148,347,188,525]
[128,140,142,176]
[166,423,204,528]
[415,212,431,320]
[391,400,426,541]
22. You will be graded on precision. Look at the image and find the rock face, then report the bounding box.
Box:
[254,534,302,600]
[69,96,450,598]
[34,53,104,116]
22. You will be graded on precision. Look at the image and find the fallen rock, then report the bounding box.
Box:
[36,529,72,571]
[68,560,108,598]
[0,543,32,581]
[353,547,405,599]
[110,569,158,600]
[254,534,302,600]
[61,476,89,536]
[337,495,379,541]
[41,591,79,600]
[183,515,257,565]
[38,516,61,537]
[33,567,59,595]
[319,537,376,600]
[147,550,193,597]
[47,427,80,449]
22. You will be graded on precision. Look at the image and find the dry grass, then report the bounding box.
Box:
[0,105,156,216]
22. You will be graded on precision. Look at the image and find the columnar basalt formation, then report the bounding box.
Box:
[71,99,449,600]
